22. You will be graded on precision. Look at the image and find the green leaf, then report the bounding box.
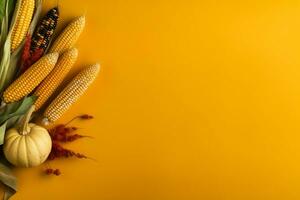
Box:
[0,160,16,200]
[0,0,14,44]
[0,96,36,146]
[0,115,21,145]
[5,115,21,129]
[0,0,14,23]
[0,0,6,23]
[0,96,37,125]
[0,122,6,146]
[0,0,19,92]
[7,0,15,17]
[0,0,13,91]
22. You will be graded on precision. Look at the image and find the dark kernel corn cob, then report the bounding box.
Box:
[31,7,59,53]
[20,7,59,73]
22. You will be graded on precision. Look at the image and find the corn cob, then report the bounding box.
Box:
[49,16,85,55]
[31,7,59,53]
[3,53,59,103]
[43,64,100,124]
[20,8,59,74]
[11,0,35,52]
[34,48,78,110]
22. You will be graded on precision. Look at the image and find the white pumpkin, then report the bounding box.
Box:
[3,106,52,167]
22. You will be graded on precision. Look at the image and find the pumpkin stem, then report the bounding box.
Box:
[19,105,35,135]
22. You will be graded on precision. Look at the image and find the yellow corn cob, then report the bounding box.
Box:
[34,48,78,110]
[49,16,85,55]
[11,0,35,52]
[3,53,59,103]
[43,64,100,124]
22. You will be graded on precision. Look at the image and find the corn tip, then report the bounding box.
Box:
[93,63,101,73]
[83,64,101,76]
[77,15,86,24]
[67,47,78,57]
[47,52,59,63]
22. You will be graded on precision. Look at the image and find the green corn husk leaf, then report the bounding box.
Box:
[7,0,16,25]
[0,115,19,149]
[0,0,14,25]
[0,122,7,150]
[0,0,22,90]
[0,96,37,127]
[0,95,37,145]
[0,0,13,60]
[0,116,20,146]
[0,1,5,24]
[0,0,42,93]
[28,0,42,35]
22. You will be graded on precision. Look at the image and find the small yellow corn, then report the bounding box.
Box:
[11,0,35,52]
[49,16,85,55]
[34,48,78,110]
[43,64,100,124]
[3,53,59,103]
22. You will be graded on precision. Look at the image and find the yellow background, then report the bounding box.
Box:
[6,0,300,199]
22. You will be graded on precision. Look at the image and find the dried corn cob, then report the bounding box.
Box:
[11,0,35,52]
[43,64,100,124]
[3,53,59,103]
[31,7,59,53]
[49,16,85,55]
[20,7,59,73]
[34,48,78,110]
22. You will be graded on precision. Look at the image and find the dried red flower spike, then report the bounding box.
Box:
[49,124,80,143]
[45,168,61,176]
[45,168,53,175]
[63,114,94,126]
[49,124,65,134]
[53,169,61,176]
[63,127,77,133]
[79,114,94,119]
[48,142,88,160]
[71,127,78,131]
[75,153,87,159]
[48,154,56,160]
[46,116,92,176]
[66,134,85,142]
[55,124,66,130]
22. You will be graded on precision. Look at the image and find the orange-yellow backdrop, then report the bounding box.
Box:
[6,0,300,199]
